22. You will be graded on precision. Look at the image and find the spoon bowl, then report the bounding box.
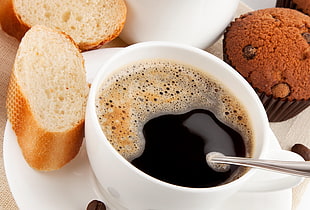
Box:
[206,152,310,178]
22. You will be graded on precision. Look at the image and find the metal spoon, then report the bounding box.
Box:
[206,152,310,178]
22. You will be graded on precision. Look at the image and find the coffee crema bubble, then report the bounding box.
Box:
[95,59,254,162]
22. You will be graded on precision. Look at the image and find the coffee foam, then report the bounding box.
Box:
[95,59,253,161]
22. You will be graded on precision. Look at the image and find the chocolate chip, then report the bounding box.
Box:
[271,14,280,21]
[87,200,106,210]
[271,82,291,98]
[302,47,310,60]
[240,12,253,19]
[291,144,310,161]
[242,45,257,60]
[302,32,310,44]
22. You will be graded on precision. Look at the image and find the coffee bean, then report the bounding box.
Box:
[242,45,257,60]
[291,144,310,161]
[87,200,106,210]
[302,32,310,44]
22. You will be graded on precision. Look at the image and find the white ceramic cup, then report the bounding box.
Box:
[119,0,240,49]
[85,42,303,210]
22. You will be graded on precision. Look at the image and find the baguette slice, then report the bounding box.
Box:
[0,0,28,40]
[6,25,89,171]
[8,0,127,51]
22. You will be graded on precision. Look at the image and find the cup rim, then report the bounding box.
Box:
[87,41,270,192]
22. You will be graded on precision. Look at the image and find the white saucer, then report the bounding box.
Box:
[3,48,304,210]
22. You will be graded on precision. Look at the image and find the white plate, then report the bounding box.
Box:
[3,48,304,210]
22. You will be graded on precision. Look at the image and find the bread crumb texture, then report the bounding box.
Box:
[13,0,127,50]
[224,8,310,101]
[6,25,89,170]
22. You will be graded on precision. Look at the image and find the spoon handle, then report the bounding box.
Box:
[211,156,310,178]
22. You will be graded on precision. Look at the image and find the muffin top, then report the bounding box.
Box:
[293,0,310,15]
[224,8,310,101]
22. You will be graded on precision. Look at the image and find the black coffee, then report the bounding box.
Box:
[132,109,245,188]
[96,59,253,187]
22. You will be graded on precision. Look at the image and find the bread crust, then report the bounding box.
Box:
[76,0,127,51]
[78,18,126,51]
[3,0,127,51]
[6,73,84,171]
[0,0,28,40]
[6,25,88,171]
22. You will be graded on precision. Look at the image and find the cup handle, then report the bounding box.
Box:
[239,130,305,192]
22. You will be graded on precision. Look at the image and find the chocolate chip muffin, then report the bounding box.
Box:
[276,0,310,16]
[223,8,310,122]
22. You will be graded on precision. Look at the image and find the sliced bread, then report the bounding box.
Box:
[6,25,89,171]
[0,0,28,40]
[2,0,127,51]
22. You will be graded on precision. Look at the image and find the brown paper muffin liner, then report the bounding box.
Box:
[276,0,297,9]
[255,89,310,122]
[223,33,309,122]
[276,0,310,15]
